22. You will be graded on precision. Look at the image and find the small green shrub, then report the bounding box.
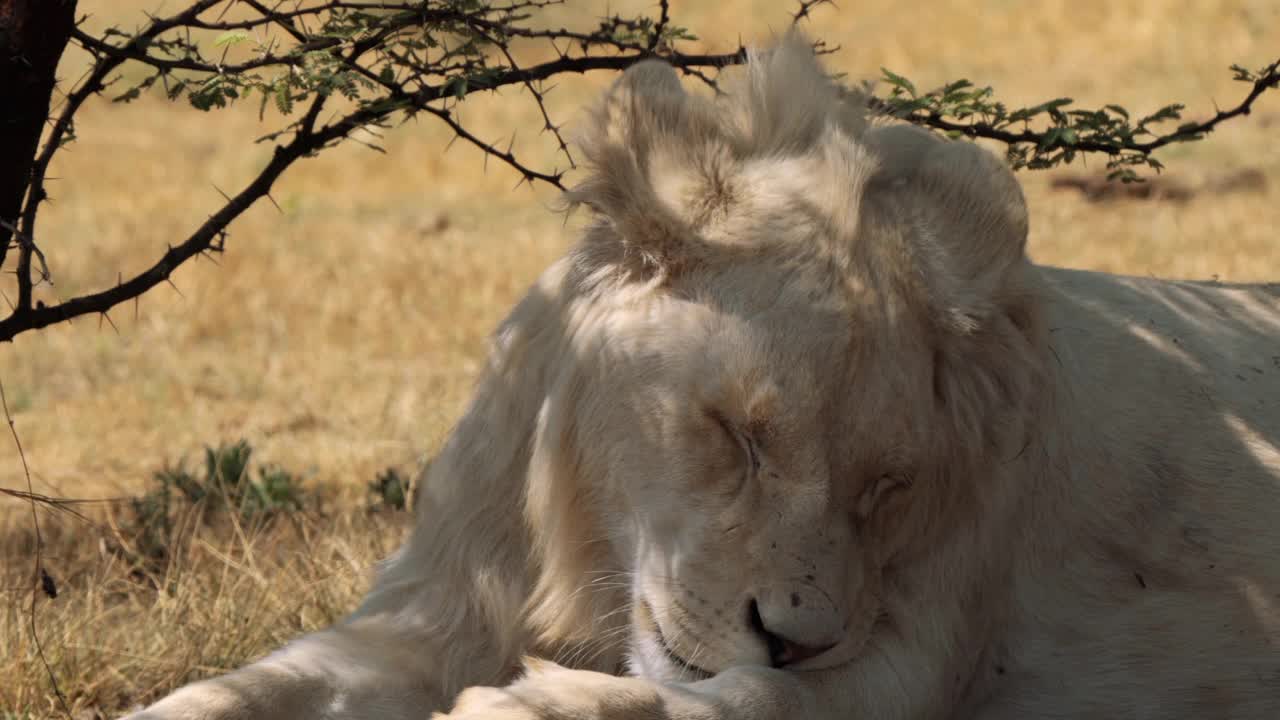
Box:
[368,466,411,512]
[118,440,418,573]
[247,465,306,516]
[121,439,307,567]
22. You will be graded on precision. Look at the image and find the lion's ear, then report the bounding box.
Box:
[868,126,1043,455]
[584,59,690,157]
[869,125,1031,334]
[720,29,864,154]
[568,33,865,277]
[567,60,706,275]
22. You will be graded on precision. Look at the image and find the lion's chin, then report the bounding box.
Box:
[628,596,881,682]
[628,627,717,683]
[628,599,717,683]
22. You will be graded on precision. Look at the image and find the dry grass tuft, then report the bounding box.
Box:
[1,0,1278,716]
[2,491,408,715]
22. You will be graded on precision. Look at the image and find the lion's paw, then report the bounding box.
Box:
[434,659,670,720]
[433,684,543,720]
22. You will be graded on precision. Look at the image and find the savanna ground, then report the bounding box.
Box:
[1,0,1278,716]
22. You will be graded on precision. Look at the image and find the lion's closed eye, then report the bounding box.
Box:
[704,409,760,489]
[853,470,912,521]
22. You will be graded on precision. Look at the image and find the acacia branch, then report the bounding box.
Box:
[0,140,300,341]
[892,62,1280,154]
[0,0,751,342]
[875,58,1280,179]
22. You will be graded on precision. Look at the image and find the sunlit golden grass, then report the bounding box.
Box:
[2,0,1278,715]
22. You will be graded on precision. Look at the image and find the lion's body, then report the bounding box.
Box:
[129,36,1280,720]
[965,269,1280,717]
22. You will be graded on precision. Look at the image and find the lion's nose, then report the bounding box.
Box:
[746,596,840,668]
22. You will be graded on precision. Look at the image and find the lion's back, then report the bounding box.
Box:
[1042,265,1280,445]
[988,266,1280,717]
[1040,265,1279,543]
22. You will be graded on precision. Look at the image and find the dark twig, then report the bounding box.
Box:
[0,487,99,524]
[467,24,576,169]
[0,379,72,718]
[424,105,566,189]
[1,137,316,340]
[648,0,670,51]
[792,0,835,24]
[19,0,228,301]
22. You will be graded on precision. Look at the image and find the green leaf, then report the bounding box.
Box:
[1037,127,1060,151]
[1107,167,1140,183]
[1137,103,1185,127]
[166,79,187,101]
[275,82,293,115]
[1229,64,1254,82]
[1008,97,1073,123]
[1104,104,1130,120]
[880,68,917,97]
[113,86,142,104]
[445,76,469,100]
[214,30,249,48]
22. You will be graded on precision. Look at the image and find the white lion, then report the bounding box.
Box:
[128,33,1280,720]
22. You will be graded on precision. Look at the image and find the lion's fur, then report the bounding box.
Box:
[130,34,1280,720]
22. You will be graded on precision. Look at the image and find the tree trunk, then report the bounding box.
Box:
[0,0,77,268]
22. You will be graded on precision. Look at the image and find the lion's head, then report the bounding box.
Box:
[507,33,1048,685]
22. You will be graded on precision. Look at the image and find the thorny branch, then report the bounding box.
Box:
[1,0,1278,345]
[873,59,1280,181]
[1,0,752,342]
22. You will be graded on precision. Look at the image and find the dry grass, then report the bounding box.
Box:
[2,0,1278,716]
